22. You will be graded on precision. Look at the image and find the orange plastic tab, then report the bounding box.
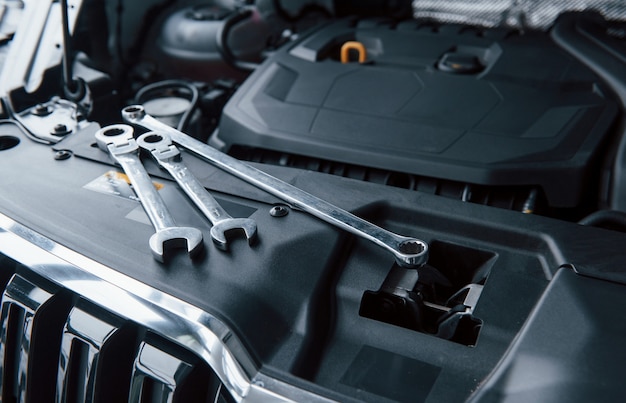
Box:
[340,41,367,63]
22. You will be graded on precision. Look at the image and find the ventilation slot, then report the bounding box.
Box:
[1,303,24,403]
[229,146,544,213]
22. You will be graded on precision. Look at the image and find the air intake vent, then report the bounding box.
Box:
[229,145,544,213]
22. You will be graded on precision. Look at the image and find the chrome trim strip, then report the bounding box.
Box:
[0,275,55,402]
[57,306,120,402]
[129,341,190,402]
[0,212,333,402]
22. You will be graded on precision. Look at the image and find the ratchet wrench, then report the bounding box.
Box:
[122,105,429,268]
[136,132,257,250]
[95,124,204,262]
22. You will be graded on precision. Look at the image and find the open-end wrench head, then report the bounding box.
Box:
[94,124,137,153]
[123,105,431,268]
[149,227,204,262]
[210,218,257,251]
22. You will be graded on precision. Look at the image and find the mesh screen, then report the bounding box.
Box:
[412,0,626,29]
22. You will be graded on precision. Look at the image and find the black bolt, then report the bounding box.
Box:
[54,149,72,160]
[51,123,71,136]
[32,104,52,116]
[269,205,289,217]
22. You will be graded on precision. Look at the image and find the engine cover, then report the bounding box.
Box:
[217,19,617,207]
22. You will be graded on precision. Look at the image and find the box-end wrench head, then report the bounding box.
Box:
[122,105,429,268]
[136,132,257,250]
[95,124,204,262]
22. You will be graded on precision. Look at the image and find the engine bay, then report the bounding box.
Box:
[80,0,626,220]
[1,1,626,402]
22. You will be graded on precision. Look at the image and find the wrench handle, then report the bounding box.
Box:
[123,107,429,268]
[113,152,178,230]
[157,159,232,225]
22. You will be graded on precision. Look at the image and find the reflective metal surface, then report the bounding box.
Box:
[14,96,91,144]
[0,0,89,144]
[57,307,119,402]
[136,131,257,250]
[0,211,334,402]
[123,105,429,268]
[130,342,181,402]
[0,1,23,43]
[95,124,204,262]
[0,0,82,97]
[0,275,55,402]
[128,340,226,402]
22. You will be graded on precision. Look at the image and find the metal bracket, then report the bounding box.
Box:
[0,0,89,144]
[13,96,90,144]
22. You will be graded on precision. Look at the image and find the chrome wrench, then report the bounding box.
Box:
[136,131,257,250]
[95,124,204,262]
[122,105,429,268]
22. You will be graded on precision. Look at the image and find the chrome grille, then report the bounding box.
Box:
[0,274,70,402]
[0,213,330,403]
[0,274,232,402]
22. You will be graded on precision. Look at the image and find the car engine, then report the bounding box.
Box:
[1,0,626,402]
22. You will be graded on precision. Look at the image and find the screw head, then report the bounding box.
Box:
[32,104,52,116]
[269,205,289,217]
[51,123,71,136]
[54,150,72,160]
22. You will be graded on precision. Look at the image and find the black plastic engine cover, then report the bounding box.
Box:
[217,19,617,207]
[3,120,626,402]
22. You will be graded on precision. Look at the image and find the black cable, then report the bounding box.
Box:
[114,0,126,66]
[60,0,74,91]
[216,8,261,72]
[0,119,54,145]
[60,0,86,101]
[134,80,199,132]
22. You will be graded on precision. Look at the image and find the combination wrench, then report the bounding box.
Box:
[95,124,204,262]
[136,131,257,250]
[122,105,429,268]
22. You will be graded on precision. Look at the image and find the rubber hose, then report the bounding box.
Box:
[134,80,199,132]
[216,8,261,72]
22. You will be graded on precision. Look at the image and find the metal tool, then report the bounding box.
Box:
[122,105,429,269]
[136,132,257,250]
[95,124,204,262]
